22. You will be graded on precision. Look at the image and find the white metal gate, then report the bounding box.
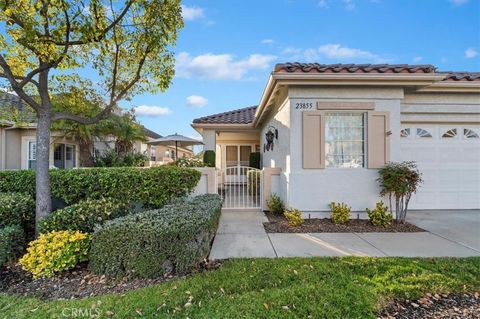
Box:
[218,166,262,209]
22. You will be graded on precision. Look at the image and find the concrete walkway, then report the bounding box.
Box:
[209,209,480,259]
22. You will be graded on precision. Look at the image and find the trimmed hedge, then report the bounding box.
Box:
[249,152,261,169]
[0,166,201,207]
[203,150,215,167]
[0,225,24,268]
[89,194,222,278]
[38,198,130,234]
[0,170,35,197]
[0,192,35,229]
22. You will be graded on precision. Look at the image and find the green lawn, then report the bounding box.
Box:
[1,257,479,318]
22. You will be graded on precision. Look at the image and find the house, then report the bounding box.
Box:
[0,121,81,170]
[0,93,80,170]
[134,128,194,166]
[192,63,480,212]
[0,92,193,170]
[93,126,194,166]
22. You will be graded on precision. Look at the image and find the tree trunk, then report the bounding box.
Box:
[35,111,52,232]
[79,140,94,167]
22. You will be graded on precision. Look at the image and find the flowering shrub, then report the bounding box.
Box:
[329,202,351,224]
[366,201,392,227]
[284,208,303,227]
[19,230,90,278]
[172,157,204,167]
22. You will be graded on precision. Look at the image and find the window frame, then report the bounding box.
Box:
[324,111,368,169]
[28,141,36,169]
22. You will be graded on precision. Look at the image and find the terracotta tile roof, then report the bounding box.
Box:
[193,106,257,125]
[274,63,436,74]
[441,72,480,81]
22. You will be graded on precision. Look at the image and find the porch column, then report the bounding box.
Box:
[202,129,216,151]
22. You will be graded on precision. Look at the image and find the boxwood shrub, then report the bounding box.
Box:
[0,166,201,207]
[0,192,35,231]
[89,194,222,278]
[38,198,130,234]
[0,225,24,268]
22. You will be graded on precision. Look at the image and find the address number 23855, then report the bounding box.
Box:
[295,102,313,109]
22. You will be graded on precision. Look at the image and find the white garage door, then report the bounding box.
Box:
[400,124,480,209]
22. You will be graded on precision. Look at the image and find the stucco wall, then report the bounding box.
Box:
[287,86,403,212]
[260,90,291,203]
[5,129,22,169]
[3,128,80,170]
[401,92,480,123]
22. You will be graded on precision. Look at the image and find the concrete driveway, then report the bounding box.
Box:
[209,209,480,259]
[408,210,480,252]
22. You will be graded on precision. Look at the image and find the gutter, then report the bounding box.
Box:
[253,72,446,127]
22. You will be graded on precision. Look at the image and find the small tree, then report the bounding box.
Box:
[0,0,183,230]
[377,161,423,223]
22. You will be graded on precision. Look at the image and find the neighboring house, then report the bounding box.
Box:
[136,127,194,166]
[93,126,194,166]
[192,63,480,211]
[0,92,193,170]
[0,93,80,170]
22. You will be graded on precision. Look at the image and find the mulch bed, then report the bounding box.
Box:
[264,215,425,233]
[379,292,480,319]
[0,259,222,300]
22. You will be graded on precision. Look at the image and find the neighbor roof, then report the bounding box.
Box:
[142,126,162,139]
[192,106,257,125]
[441,72,480,81]
[274,63,437,74]
[0,91,36,122]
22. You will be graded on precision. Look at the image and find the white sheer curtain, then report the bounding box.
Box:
[325,112,365,168]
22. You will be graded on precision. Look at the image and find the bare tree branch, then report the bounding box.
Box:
[0,54,41,111]
[0,73,40,87]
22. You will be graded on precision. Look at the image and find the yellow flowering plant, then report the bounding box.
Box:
[19,230,90,278]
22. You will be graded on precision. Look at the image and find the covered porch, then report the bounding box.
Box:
[192,106,281,210]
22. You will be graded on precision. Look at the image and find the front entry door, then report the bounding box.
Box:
[54,144,65,169]
[54,143,76,169]
[225,145,251,183]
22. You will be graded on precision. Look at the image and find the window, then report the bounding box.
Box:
[150,148,156,161]
[28,141,36,169]
[66,145,73,161]
[325,112,365,168]
[442,128,457,138]
[54,144,63,161]
[464,128,479,139]
[416,128,432,138]
[400,128,410,138]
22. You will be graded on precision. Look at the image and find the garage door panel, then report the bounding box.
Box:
[460,192,480,206]
[400,124,480,210]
